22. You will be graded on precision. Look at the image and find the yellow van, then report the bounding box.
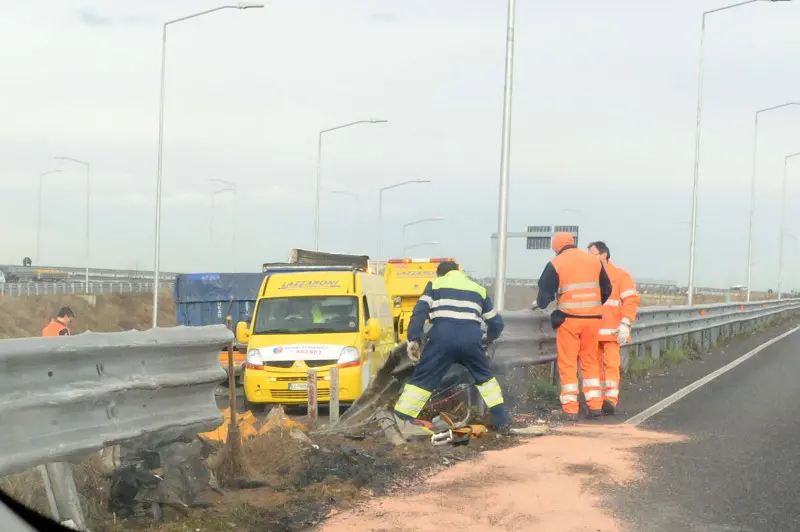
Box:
[236,266,395,408]
[383,257,460,342]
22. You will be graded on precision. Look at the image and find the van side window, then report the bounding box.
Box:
[362,295,371,324]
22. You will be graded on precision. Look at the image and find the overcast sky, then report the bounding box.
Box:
[2,0,800,289]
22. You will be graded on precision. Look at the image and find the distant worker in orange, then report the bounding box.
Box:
[536,233,611,420]
[588,241,640,415]
[42,307,75,337]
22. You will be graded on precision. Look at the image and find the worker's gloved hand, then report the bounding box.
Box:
[617,318,632,344]
[407,341,421,363]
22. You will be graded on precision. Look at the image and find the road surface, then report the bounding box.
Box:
[612,324,800,531]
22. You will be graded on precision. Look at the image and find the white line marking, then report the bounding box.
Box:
[624,326,800,426]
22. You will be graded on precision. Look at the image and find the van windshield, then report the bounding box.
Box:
[252,296,360,335]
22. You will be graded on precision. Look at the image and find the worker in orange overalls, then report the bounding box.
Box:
[536,233,612,420]
[588,241,640,415]
[42,307,75,337]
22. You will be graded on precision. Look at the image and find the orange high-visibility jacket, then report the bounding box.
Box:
[550,247,605,317]
[42,320,71,337]
[598,261,640,342]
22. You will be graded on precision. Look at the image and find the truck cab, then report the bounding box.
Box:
[383,257,460,342]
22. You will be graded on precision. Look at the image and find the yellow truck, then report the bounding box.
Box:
[235,265,395,409]
[383,257,460,342]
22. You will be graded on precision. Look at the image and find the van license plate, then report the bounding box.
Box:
[288,383,308,391]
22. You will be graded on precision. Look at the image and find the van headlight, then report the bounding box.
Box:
[246,349,264,366]
[337,346,361,366]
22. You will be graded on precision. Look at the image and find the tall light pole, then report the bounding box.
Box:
[314,119,387,250]
[152,3,263,328]
[55,156,91,291]
[404,241,439,256]
[209,179,237,269]
[686,0,790,306]
[747,102,800,301]
[36,170,62,265]
[402,217,444,254]
[777,151,800,299]
[493,0,517,312]
[377,179,432,263]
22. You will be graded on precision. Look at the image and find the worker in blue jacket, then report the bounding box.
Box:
[393,261,512,433]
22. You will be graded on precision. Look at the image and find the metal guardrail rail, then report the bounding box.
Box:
[0,281,175,297]
[489,299,800,372]
[0,325,230,477]
[0,265,181,283]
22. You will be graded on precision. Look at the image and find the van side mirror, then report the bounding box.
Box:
[235,322,251,344]
[364,318,381,342]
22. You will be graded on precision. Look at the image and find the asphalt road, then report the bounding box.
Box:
[612,324,800,532]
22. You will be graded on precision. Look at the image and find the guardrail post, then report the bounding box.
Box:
[620,345,630,372]
[41,462,86,529]
[329,367,340,424]
[307,368,318,427]
[650,340,661,360]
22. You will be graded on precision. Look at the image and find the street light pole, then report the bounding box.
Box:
[36,170,62,265]
[404,241,439,256]
[152,3,263,328]
[402,217,444,254]
[55,156,91,292]
[493,0,517,312]
[686,0,773,306]
[746,102,800,301]
[777,152,800,300]
[376,180,432,264]
[314,119,387,250]
[209,179,237,269]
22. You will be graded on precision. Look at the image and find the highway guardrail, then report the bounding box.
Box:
[0,281,175,297]
[0,265,181,283]
[489,298,800,374]
[0,325,229,477]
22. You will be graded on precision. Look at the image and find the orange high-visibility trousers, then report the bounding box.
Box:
[556,317,602,414]
[599,341,621,406]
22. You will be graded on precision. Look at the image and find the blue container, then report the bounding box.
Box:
[174,273,265,327]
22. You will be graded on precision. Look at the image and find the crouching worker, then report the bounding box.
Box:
[393,261,512,434]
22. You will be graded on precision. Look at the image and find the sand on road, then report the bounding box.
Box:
[322,424,683,532]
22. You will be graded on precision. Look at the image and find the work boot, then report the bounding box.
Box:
[587,409,603,419]
[551,410,579,423]
[602,400,616,416]
[495,425,517,436]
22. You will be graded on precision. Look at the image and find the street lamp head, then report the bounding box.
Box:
[237,2,265,8]
[369,119,388,124]
[416,179,432,184]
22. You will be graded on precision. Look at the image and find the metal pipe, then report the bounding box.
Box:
[314,119,387,250]
[36,170,62,265]
[777,152,800,299]
[402,217,444,255]
[376,180,432,263]
[493,0,516,311]
[687,0,764,306]
[152,3,264,328]
[746,102,799,301]
[54,157,91,292]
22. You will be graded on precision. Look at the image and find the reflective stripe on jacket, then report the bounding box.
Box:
[406,270,504,343]
[550,247,605,317]
[598,261,640,342]
[42,320,71,337]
